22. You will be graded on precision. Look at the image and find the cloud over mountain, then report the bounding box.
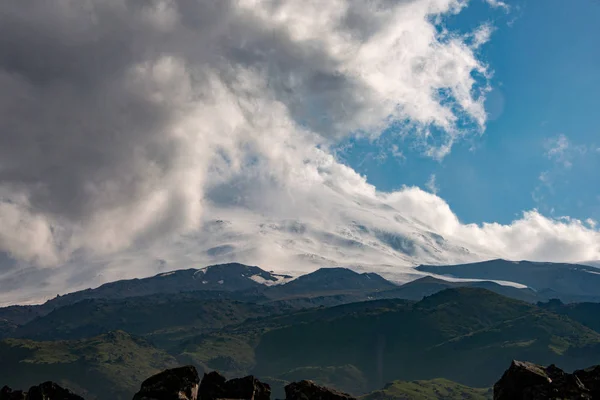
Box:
[0,0,598,305]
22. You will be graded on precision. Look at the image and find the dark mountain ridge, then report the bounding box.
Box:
[3,260,600,336]
[417,259,600,301]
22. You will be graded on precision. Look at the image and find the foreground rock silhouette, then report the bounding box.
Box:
[132,365,200,400]
[7,361,600,399]
[285,380,356,400]
[1,382,84,400]
[494,360,600,400]
[197,370,271,400]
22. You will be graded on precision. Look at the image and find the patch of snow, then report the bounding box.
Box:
[158,271,176,277]
[218,280,224,284]
[249,274,294,286]
[193,269,206,279]
[416,273,529,289]
[202,281,208,284]
[583,269,600,276]
[580,261,600,269]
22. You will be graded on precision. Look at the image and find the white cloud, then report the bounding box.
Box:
[545,134,573,168]
[0,0,492,266]
[471,24,495,49]
[544,133,592,169]
[426,174,440,194]
[484,0,510,11]
[391,144,407,161]
[0,0,598,305]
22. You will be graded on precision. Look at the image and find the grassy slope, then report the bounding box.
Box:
[12,294,288,350]
[250,288,600,391]
[0,331,177,400]
[3,288,600,399]
[539,300,600,333]
[361,379,492,400]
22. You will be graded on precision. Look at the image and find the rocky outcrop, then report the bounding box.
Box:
[11,361,599,400]
[284,380,356,400]
[575,366,600,398]
[132,365,200,400]
[198,370,270,400]
[0,386,26,400]
[1,382,83,400]
[494,360,600,399]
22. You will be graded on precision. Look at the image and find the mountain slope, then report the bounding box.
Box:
[373,276,540,303]
[264,267,398,299]
[0,331,177,400]
[250,288,600,390]
[9,294,288,349]
[361,379,492,400]
[0,263,289,325]
[538,299,600,333]
[417,259,600,301]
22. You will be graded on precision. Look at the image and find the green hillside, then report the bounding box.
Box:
[538,299,600,333]
[3,288,600,399]
[247,288,600,391]
[361,379,492,400]
[0,331,177,400]
[11,295,288,350]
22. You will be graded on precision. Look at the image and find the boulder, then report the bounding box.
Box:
[198,371,271,400]
[27,382,84,400]
[284,380,356,400]
[133,365,200,400]
[198,371,226,400]
[575,365,600,398]
[493,360,593,400]
[1,382,83,400]
[0,386,27,400]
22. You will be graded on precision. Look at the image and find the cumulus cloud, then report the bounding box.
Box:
[0,0,490,265]
[0,0,598,305]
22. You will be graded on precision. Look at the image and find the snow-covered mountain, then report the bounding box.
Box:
[1,190,597,307]
[0,198,490,306]
[417,259,600,300]
[581,260,600,269]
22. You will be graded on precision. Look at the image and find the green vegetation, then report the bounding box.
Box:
[12,295,286,350]
[278,365,368,395]
[0,331,177,400]
[361,379,492,400]
[3,287,600,399]
[252,288,600,391]
[538,300,600,333]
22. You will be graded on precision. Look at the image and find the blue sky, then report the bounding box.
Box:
[336,0,600,225]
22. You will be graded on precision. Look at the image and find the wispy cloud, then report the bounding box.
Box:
[426,174,440,194]
[471,24,495,49]
[545,134,574,168]
[484,0,510,11]
[534,133,597,213]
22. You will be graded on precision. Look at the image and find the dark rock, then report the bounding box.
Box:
[28,382,84,400]
[575,365,600,398]
[198,371,271,400]
[1,382,83,400]
[284,380,356,400]
[133,365,200,400]
[198,371,226,400]
[493,360,593,400]
[223,376,270,400]
[0,386,27,400]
